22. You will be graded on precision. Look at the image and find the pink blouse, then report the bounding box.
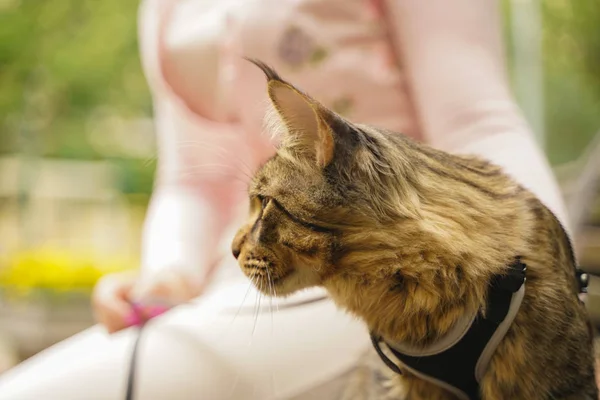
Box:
[137,0,569,279]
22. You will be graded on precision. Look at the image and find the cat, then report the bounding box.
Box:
[231,59,598,399]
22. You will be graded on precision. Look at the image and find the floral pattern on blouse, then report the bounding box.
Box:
[277,25,328,68]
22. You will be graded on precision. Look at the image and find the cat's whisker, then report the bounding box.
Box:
[180,162,246,171]
[245,274,259,344]
[177,171,251,185]
[176,142,248,165]
[229,280,254,327]
[251,278,263,337]
[174,134,245,150]
[265,266,275,336]
[202,145,256,178]
[177,168,249,180]
[178,164,253,181]
[273,282,280,314]
[174,140,256,179]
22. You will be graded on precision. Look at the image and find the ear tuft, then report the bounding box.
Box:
[246,57,337,168]
[244,57,283,82]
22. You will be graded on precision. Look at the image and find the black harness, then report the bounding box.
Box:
[371,258,590,400]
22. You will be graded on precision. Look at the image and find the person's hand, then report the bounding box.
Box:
[92,269,203,333]
[92,271,137,333]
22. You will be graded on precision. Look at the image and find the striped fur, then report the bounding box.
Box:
[232,61,597,399]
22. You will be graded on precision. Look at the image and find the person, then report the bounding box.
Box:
[0,0,575,399]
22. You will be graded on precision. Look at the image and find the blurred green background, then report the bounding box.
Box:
[0,0,154,194]
[0,0,599,370]
[2,1,600,174]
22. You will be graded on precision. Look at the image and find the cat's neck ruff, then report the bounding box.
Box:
[371,258,528,400]
[382,308,479,357]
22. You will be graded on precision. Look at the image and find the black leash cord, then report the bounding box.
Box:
[121,295,328,399]
[125,325,145,400]
[370,334,403,375]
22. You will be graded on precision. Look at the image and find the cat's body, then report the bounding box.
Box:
[232,60,597,399]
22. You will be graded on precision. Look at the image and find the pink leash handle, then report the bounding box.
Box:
[124,301,171,327]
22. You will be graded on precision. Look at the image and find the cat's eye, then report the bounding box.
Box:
[256,195,269,209]
[254,195,269,212]
[254,194,334,234]
[261,196,269,209]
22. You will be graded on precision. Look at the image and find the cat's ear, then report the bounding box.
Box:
[268,82,335,167]
[247,58,335,168]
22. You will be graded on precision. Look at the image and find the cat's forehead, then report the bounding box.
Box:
[250,155,294,192]
[250,154,321,196]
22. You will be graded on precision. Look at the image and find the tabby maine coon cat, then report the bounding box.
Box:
[231,60,597,399]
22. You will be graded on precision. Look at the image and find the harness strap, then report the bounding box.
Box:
[371,258,527,400]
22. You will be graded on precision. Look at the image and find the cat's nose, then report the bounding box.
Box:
[232,245,241,259]
[231,231,246,259]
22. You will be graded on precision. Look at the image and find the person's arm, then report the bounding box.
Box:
[136,0,248,286]
[139,99,245,284]
[382,0,570,230]
[92,1,250,330]
[92,97,246,331]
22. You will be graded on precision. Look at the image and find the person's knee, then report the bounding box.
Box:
[133,324,254,400]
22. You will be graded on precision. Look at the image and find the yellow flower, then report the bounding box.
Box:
[0,246,136,295]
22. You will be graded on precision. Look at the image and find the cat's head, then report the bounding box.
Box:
[231,60,422,297]
[232,60,528,342]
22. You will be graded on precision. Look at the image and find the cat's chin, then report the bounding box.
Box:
[245,268,320,297]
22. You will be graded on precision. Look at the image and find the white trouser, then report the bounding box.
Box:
[0,266,370,400]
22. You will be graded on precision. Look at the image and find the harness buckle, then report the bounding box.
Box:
[576,269,589,294]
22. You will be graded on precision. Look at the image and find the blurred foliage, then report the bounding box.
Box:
[541,0,600,164]
[0,0,599,192]
[0,0,154,192]
[0,246,134,298]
